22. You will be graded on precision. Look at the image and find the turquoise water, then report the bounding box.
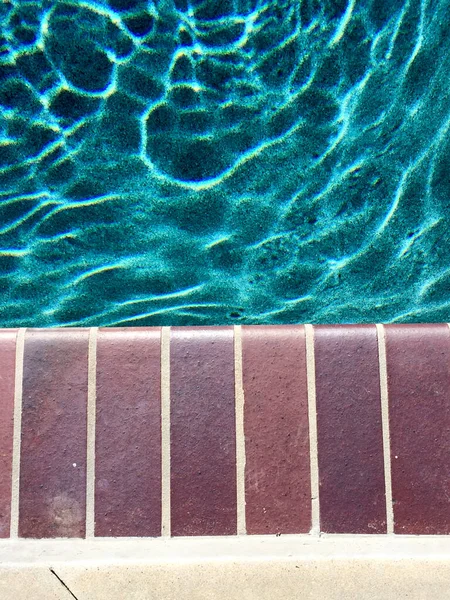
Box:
[0,0,449,326]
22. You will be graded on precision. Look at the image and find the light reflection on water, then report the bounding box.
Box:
[0,0,449,326]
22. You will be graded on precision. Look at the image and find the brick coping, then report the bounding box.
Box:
[1,324,450,539]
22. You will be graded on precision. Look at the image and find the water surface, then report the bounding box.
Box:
[1,0,449,326]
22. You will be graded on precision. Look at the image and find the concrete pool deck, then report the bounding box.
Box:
[0,324,450,597]
[2,535,450,599]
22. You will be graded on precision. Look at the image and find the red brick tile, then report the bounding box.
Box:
[385,324,450,534]
[95,328,162,537]
[242,325,311,534]
[170,327,236,536]
[0,330,17,538]
[314,325,386,533]
[19,329,89,538]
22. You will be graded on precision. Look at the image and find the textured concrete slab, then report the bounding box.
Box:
[0,567,66,600]
[2,536,450,600]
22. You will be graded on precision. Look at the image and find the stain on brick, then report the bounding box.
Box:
[19,329,89,538]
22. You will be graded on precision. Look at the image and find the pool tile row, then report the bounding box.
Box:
[95,329,161,538]
[0,324,449,539]
[242,325,310,534]
[170,327,237,536]
[0,330,16,539]
[314,325,386,534]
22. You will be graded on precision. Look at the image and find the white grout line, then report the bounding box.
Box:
[305,324,320,535]
[10,328,26,539]
[161,327,171,537]
[86,327,98,539]
[376,324,394,535]
[234,325,246,535]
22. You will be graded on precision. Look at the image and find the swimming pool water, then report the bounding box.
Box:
[0,0,449,326]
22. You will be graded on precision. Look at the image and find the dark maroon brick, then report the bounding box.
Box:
[95,328,162,537]
[170,327,236,536]
[19,329,89,538]
[314,325,386,533]
[242,325,311,534]
[385,324,450,534]
[0,330,17,538]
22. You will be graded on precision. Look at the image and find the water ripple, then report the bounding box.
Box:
[0,0,449,326]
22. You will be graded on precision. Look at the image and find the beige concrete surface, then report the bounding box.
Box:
[1,535,450,599]
[0,566,67,600]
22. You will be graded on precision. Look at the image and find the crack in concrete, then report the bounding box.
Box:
[49,568,80,600]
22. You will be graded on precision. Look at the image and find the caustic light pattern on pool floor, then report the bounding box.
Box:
[0,0,449,326]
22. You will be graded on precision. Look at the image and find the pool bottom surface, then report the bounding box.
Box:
[1,1,450,328]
